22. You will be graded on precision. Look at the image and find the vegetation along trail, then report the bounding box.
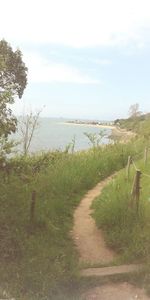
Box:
[73,173,150,300]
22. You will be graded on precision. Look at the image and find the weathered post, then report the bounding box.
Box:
[30,190,36,223]
[131,170,141,214]
[126,155,132,181]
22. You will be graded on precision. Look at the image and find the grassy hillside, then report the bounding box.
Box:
[115,113,150,137]
[0,142,140,300]
[92,119,150,294]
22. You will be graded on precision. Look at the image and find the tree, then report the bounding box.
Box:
[84,130,107,148]
[0,40,27,159]
[129,103,141,118]
[19,109,42,156]
[0,40,27,99]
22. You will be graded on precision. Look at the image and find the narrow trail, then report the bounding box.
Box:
[73,174,150,300]
[73,174,116,264]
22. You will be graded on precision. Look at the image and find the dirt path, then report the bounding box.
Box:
[82,283,150,300]
[73,174,116,264]
[73,174,150,300]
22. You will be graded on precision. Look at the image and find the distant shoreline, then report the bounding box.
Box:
[63,122,115,129]
[63,121,135,143]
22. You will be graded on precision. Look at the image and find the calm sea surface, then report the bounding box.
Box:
[13,118,111,153]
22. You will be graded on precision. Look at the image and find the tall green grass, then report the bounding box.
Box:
[92,158,150,264]
[0,140,145,299]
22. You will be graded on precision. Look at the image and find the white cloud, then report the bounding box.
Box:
[23,52,100,84]
[89,59,112,65]
[1,0,150,48]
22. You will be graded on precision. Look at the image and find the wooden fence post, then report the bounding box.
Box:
[30,190,36,223]
[131,170,141,214]
[126,155,132,181]
[144,147,148,166]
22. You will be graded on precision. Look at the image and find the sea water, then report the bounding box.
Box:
[12,118,111,153]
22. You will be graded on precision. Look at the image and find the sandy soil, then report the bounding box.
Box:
[62,122,115,129]
[110,126,136,143]
[82,283,150,300]
[72,174,116,264]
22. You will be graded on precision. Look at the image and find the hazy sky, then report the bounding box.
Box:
[1,0,150,120]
